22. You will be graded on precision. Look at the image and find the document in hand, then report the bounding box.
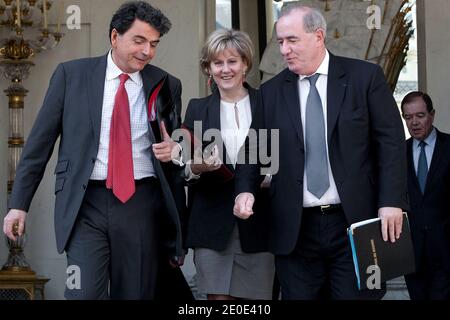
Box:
[180,125,234,182]
[347,213,415,290]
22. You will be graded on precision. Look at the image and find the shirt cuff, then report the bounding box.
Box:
[184,162,201,181]
[171,143,184,166]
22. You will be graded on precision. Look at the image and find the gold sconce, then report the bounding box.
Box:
[0,0,64,280]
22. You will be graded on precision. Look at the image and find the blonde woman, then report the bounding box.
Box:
[183,29,275,300]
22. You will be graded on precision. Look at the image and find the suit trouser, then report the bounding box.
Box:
[275,206,386,300]
[405,267,450,300]
[405,234,450,300]
[64,178,163,300]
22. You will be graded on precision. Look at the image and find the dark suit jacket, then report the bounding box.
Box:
[236,53,408,255]
[8,54,186,258]
[183,86,270,253]
[407,130,450,271]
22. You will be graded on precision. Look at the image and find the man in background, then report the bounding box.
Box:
[401,91,450,300]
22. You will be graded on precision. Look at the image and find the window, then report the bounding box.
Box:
[216,0,240,30]
[394,3,418,138]
[216,0,232,29]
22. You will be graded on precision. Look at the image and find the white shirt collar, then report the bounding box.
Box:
[299,50,329,80]
[106,50,142,86]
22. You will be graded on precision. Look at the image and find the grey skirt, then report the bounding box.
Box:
[194,225,275,300]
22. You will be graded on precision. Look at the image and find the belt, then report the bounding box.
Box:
[88,176,158,187]
[303,203,342,214]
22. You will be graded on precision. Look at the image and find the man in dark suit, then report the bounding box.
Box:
[234,5,408,299]
[401,91,450,300]
[3,1,186,299]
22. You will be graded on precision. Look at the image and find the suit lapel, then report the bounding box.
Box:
[425,130,445,193]
[327,54,347,142]
[283,71,304,146]
[87,55,107,145]
[141,65,166,142]
[140,66,167,182]
[141,65,166,102]
[207,90,222,132]
[248,85,257,117]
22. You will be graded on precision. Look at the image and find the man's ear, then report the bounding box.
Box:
[111,29,118,47]
[315,28,326,45]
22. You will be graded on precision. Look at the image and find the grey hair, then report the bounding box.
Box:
[279,4,327,38]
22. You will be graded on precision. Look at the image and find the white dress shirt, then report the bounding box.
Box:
[90,50,155,180]
[413,127,436,173]
[220,95,252,166]
[298,50,341,207]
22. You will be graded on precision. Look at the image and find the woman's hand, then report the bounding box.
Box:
[190,145,222,174]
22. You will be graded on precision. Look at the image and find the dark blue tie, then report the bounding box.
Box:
[417,141,428,193]
[305,73,329,199]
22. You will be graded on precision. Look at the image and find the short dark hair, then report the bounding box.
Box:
[400,91,434,113]
[109,1,172,42]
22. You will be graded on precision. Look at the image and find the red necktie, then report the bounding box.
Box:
[106,73,135,203]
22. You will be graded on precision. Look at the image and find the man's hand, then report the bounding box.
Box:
[3,209,27,241]
[233,193,255,220]
[378,207,403,243]
[153,121,181,163]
